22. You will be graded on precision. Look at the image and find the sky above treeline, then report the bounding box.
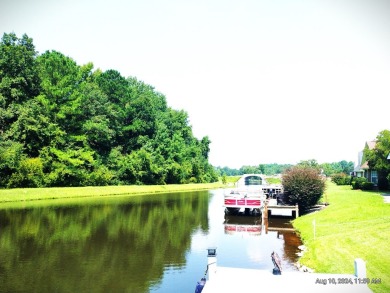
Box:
[2,0,390,168]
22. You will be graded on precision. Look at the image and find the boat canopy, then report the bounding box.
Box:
[236,174,267,187]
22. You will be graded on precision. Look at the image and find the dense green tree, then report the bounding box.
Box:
[122,92,158,150]
[37,50,85,106]
[319,161,354,177]
[0,32,219,187]
[37,51,94,135]
[297,159,321,173]
[4,97,62,156]
[239,165,259,174]
[77,82,118,154]
[39,146,95,187]
[7,157,44,188]
[95,70,129,146]
[264,163,292,175]
[96,69,130,105]
[215,164,292,177]
[364,129,390,189]
[321,162,338,176]
[0,33,40,136]
[258,164,266,174]
[338,160,354,174]
[0,33,40,105]
[0,139,25,186]
[214,166,241,176]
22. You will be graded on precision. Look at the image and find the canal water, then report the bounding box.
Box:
[0,189,302,293]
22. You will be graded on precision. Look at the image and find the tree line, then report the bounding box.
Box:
[215,159,354,177]
[0,32,218,188]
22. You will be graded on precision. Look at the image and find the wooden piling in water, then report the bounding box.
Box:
[263,203,268,218]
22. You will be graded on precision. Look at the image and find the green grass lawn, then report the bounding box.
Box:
[265,176,281,185]
[293,182,390,293]
[224,176,241,184]
[223,175,282,185]
[0,182,224,204]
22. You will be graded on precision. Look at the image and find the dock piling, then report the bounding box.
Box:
[354,258,367,278]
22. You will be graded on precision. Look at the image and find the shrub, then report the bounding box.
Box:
[282,166,326,214]
[361,182,374,190]
[331,173,351,185]
[85,166,115,186]
[7,158,44,188]
[351,177,377,190]
[351,177,367,190]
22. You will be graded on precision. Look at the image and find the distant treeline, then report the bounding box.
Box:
[0,33,218,187]
[216,159,354,177]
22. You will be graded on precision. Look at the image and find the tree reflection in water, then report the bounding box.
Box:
[0,191,210,293]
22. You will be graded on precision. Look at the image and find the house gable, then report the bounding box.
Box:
[353,140,378,185]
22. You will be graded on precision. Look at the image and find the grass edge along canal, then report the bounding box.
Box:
[292,181,390,293]
[0,182,224,204]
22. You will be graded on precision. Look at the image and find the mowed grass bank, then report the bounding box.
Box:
[293,182,390,293]
[0,182,224,204]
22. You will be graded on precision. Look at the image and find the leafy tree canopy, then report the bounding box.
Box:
[364,129,390,189]
[0,33,218,187]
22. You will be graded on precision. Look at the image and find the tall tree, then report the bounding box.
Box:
[0,139,25,186]
[0,32,219,187]
[0,33,40,134]
[365,129,390,189]
[78,82,117,154]
[297,159,321,173]
[0,33,40,105]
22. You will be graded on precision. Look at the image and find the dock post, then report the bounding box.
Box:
[264,203,268,218]
[354,258,366,278]
[207,247,217,281]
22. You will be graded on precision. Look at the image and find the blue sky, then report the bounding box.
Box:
[2,0,390,168]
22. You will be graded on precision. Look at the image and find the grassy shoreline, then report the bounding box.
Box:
[0,182,225,204]
[292,182,390,293]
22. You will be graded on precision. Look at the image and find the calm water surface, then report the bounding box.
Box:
[0,189,302,293]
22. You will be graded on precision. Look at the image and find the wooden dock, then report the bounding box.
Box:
[264,199,299,218]
[201,264,372,293]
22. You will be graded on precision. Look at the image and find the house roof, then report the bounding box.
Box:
[358,140,376,170]
[361,161,370,170]
[353,151,364,172]
[365,140,376,150]
[353,166,364,172]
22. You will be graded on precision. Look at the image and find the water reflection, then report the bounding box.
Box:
[0,189,303,293]
[0,192,210,293]
[224,215,262,235]
[222,214,302,271]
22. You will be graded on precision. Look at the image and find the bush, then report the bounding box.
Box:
[362,182,374,190]
[7,158,44,188]
[351,177,376,190]
[282,166,326,214]
[85,166,115,186]
[331,173,351,185]
[351,177,367,190]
